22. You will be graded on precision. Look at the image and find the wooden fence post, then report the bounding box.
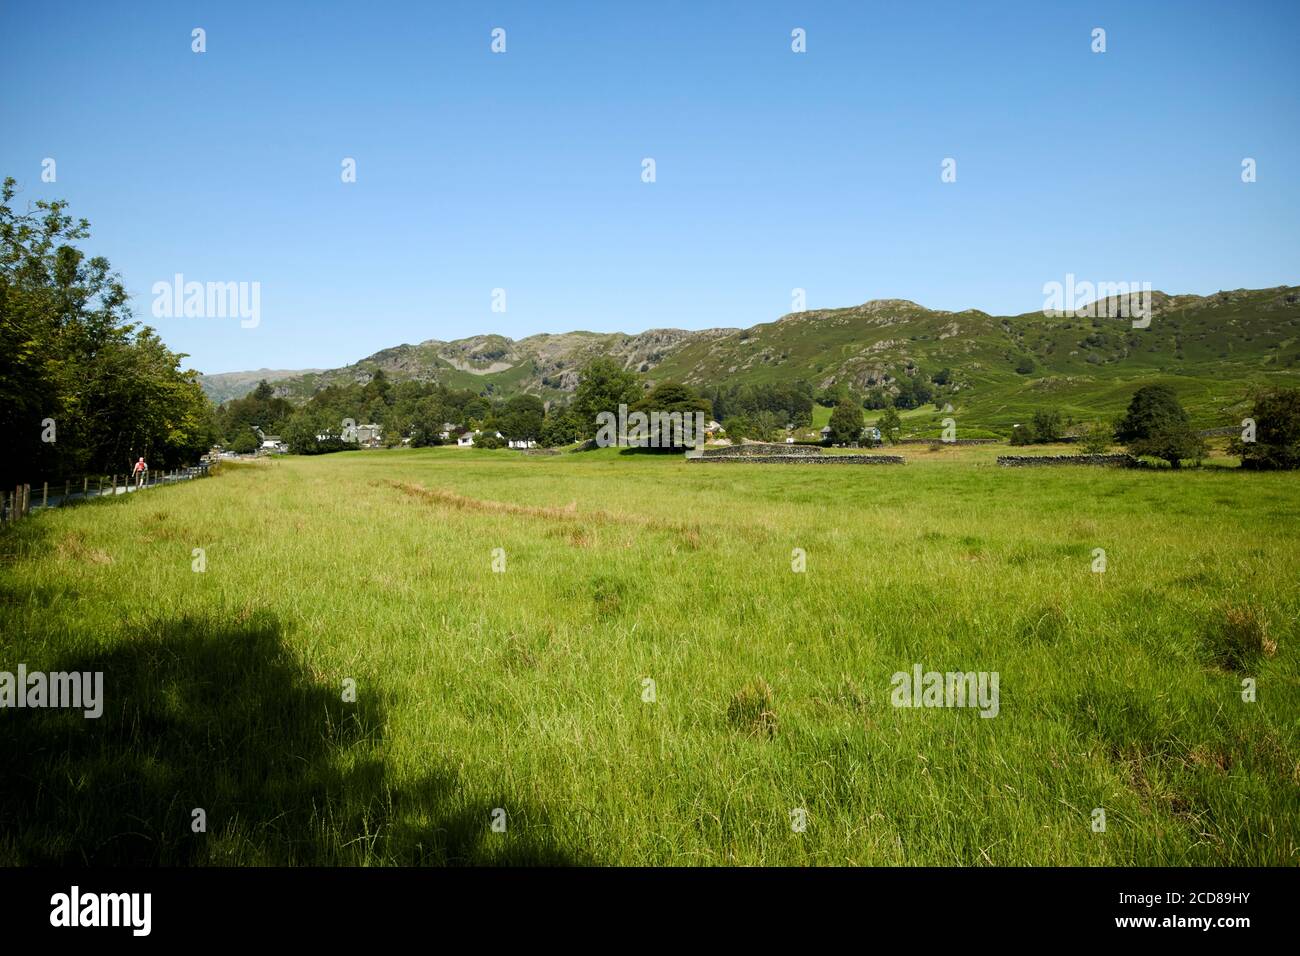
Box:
[64,480,70,502]
[42,482,48,508]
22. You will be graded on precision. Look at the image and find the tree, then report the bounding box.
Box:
[815,383,851,408]
[215,379,292,445]
[1030,408,1063,443]
[497,394,545,443]
[629,381,711,448]
[894,374,934,410]
[875,406,902,444]
[463,397,491,423]
[407,395,452,447]
[1077,421,1113,455]
[0,177,215,486]
[229,427,259,454]
[828,400,865,445]
[1115,384,1206,468]
[1233,388,1300,470]
[707,380,812,428]
[722,411,782,444]
[572,358,641,439]
[863,388,891,410]
[361,368,391,407]
[283,411,323,455]
[539,410,581,447]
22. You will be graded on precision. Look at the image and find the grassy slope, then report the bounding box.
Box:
[1,448,1296,865]
[653,289,1300,431]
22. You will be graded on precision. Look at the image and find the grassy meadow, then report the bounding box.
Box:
[1,445,1297,865]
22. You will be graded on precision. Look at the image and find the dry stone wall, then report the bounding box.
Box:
[996,454,1139,468]
[689,453,905,465]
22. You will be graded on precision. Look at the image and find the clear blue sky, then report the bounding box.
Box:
[3,0,1297,374]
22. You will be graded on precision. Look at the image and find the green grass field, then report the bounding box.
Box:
[2,446,1297,865]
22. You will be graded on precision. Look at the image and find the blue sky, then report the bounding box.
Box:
[2,0,1297,374]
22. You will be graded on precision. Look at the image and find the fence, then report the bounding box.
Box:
[2,462,212,524]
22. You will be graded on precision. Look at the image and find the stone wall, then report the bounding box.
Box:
[699,442,825,458]
[894,438,1000,446]
[996,454,1140,468]
[689,453,905,465]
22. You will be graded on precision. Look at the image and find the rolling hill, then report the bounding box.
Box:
[198,368,322,404]
[210,285,1300,430]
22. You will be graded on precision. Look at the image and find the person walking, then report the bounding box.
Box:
[132,457,148,490]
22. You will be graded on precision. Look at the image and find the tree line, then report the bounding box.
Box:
[1,178,215,490]
[212,358,717,453]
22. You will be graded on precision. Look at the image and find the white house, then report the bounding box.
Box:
[508,439,537,449]
[458,430,506,448]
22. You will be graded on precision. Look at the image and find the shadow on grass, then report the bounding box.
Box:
[0,611,584,865]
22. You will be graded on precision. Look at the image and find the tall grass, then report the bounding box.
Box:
[1,445,1296,865]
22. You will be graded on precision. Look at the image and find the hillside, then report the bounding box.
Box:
[224,285,1300,429]
[198,368,321,404]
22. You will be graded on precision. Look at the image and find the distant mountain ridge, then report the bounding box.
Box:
[198,368,322,404]
[203,285,1300,427]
